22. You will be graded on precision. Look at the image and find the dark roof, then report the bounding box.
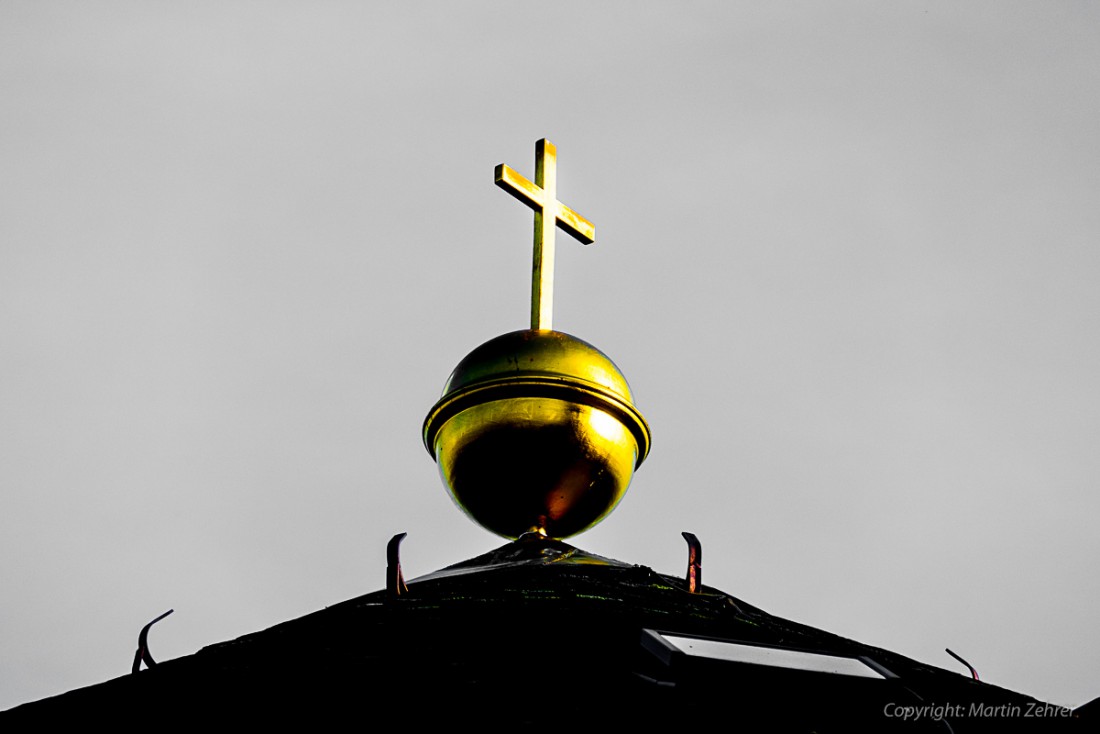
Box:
[3,536,1079,730]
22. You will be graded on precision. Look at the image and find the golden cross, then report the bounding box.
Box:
[495,139,595,331]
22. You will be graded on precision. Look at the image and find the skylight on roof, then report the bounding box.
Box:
[645,630,890,680]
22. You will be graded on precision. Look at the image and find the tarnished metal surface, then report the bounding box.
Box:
[386,533,409,599]
[423,330,650,539]
[495,138,594,331]
[413,533,634,583]
[682,531,702,593]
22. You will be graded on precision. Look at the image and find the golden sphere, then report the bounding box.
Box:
[423,330,651,539]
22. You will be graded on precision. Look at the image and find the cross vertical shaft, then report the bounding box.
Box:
[495,139,596,331]
[533,139,557,330]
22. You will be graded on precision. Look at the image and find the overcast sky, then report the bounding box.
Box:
[2,1,1098,711]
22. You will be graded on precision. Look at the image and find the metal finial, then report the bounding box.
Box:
[131,609,173,674]
[495,138,595,331]
[421,142,647,541]
[681,532,702,593]
[386,532,409,598]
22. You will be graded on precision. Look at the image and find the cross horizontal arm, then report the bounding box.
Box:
[557,203,595,245]
[495,164,544,210]
[494,164,595,245]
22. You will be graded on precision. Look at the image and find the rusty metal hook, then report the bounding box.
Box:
[131,609,173,674]
[387,532,409,599]
[681,532,702,593]
[945,647,979,680]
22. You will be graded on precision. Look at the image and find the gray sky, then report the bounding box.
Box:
[2,1,1098,711]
